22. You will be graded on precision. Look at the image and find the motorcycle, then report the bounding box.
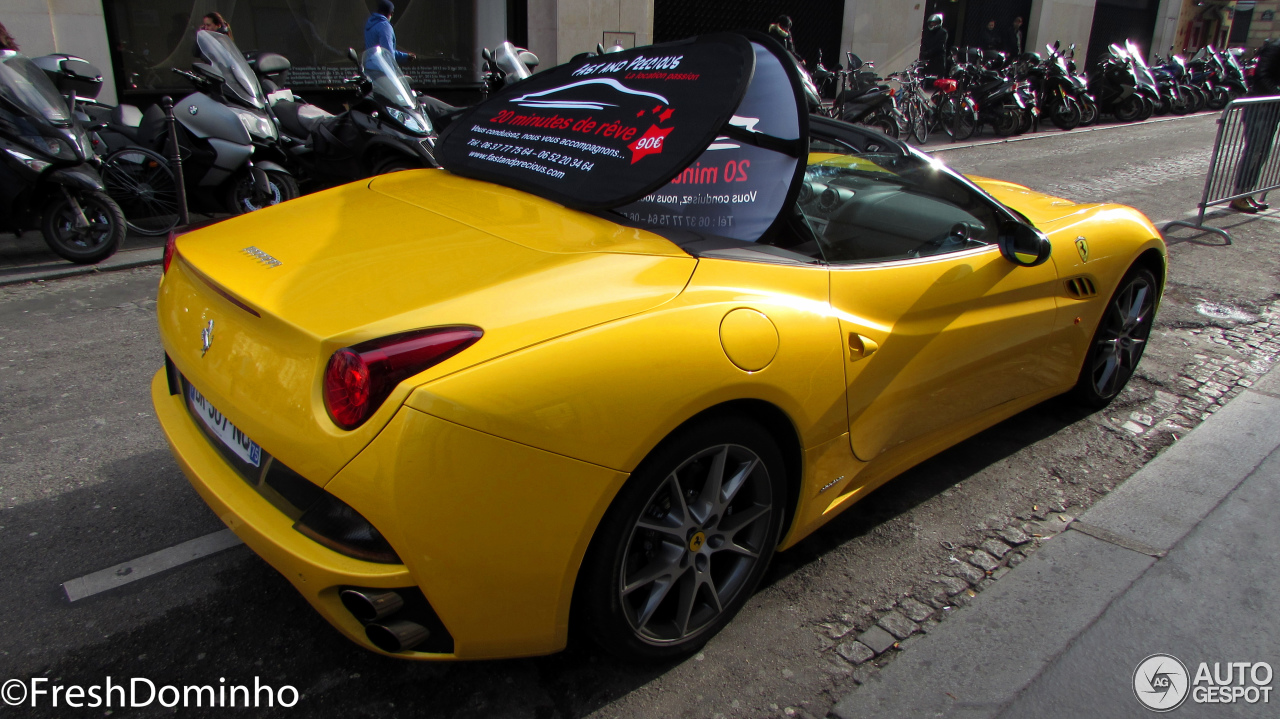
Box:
[1088,43,1147,123]
[952,47,1024,137]
[1189,45,1239,110]
[832,53,901,138]
[1028,42,1086,130]
[255,46,439,187]
[96,30,298,215]
[1150,49,1198,115]
[0,49,125,263]
[481,41,539,98]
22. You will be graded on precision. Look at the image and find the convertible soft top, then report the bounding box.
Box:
[437,33,808,243]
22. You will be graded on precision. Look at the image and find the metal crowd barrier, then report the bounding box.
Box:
[1164,95,1280,244]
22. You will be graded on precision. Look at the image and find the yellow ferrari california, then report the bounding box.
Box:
[152,34,1165,661]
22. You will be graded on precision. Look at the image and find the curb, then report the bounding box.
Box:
[0,248,163,287]
[920,109,1214,154]
[832,364,1280,718]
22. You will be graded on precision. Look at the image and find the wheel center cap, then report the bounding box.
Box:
[688,531,706,552]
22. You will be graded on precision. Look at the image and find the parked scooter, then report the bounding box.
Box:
[253,46,438,187]
[952,47,1024,137]
[96,30,298,215]
[0,49,125,263]
[1088,43,1147,122]
[481,41,539,98]
[1028,42,1086,130]
[832,53,901,138]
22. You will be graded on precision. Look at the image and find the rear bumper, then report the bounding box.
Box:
[152,368,629,660]
[150,369,432,658]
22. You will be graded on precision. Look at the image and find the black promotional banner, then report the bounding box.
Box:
[615,39,808,242]
[436,34,755,210]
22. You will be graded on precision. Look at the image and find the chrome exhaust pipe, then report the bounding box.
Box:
[339,588,405,622]
[366,619,431,653]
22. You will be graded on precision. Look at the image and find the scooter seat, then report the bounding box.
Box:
[110,104,144,142]
[273,100,334,139]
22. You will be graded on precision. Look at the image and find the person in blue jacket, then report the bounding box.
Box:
[365,0,416,62]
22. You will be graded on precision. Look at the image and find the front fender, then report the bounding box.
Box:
[46,164,105,193]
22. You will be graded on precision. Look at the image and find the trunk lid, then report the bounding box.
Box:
[158,170,695,485]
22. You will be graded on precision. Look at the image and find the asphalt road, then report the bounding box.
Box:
[1,112,1278,718]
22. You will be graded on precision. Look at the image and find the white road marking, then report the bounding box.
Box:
[62,529,244,602]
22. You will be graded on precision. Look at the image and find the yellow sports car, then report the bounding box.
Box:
[152,35,1164,661]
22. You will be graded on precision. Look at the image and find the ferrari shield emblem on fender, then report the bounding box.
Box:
[1076,236,1089,263]
[200,320,214,357]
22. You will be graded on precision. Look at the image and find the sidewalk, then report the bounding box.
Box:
[0,227,171,287]
[833,367,1280,717]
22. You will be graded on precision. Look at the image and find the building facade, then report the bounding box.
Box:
[5,0,1273,107]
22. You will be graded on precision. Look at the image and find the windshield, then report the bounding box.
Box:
[1126,41,1156,87]
[493,42,532,82]
[196,30,264,109]
[0,52,72,125]
[362,46,417,110]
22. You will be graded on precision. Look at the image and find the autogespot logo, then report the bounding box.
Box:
[1135,654,1190,712]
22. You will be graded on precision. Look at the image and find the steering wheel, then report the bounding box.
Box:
[909,222,970,258]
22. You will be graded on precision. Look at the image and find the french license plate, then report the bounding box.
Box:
[187,383,262,467]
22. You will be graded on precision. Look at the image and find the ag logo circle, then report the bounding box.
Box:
[1134,654,1189,712]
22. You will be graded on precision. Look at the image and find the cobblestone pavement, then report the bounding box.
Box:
[1,113,1277,719]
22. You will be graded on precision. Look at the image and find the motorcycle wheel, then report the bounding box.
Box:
[1015,108,1034,135]
[1079,98,1099,126]
[1113,95,1144,122]
[1154,95,1171,116]
[1169,93,1191,115]
[993,108,1020,137]
[1136,96,1155,122]
[1050,98,1082,131]
[41,189,125,265]
[862,111,900,139]
[100,147,180,237]
[1206,87,1229,111]
[225,170,300,215]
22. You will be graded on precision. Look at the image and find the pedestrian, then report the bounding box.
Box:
[979,20,1003,54]
[1231,37,1280,212]
[200,12,232,39]
[767,15,800,61]
[365,0,416,63]
[921,13,948,77]
[1007,16,1025,56]
[0,21,19,51]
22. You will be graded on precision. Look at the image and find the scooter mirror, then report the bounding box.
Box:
[482,47,493,62]
[347,48,359,65]
[596,43,605,55]
[1053,40,1060,51]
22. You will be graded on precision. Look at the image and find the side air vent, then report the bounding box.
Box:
[1064,276,1098,299]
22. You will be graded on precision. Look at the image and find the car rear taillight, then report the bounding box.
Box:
[163,228,180,273]
[323,326,483,430]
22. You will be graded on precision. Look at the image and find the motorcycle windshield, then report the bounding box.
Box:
[0,52,72,126]
[197,30,264,109]
[362,46,417,111]
[1126,41,1156,88]
[493,42,532,82]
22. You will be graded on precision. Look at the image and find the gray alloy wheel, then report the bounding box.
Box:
[577,416,785,661]
[620,443,775,644]
[1075,266,1158,407]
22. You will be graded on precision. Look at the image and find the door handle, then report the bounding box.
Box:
[848,333,879,361]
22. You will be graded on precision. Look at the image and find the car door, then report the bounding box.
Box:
[798,139,1060,462]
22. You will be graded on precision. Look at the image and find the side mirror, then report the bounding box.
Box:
[999,221,1052,267]
[1053,40,1061,51]
[596,43,605,55]
[347,48,359,65]
[482,47,493,62]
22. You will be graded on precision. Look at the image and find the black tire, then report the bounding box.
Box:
[1079,97,1099,126]
[100,147,180,236]
[1185,85,1206,113]
[1114,95,1144,122]
[1169,92,1191,115]
[1073,266,1158,408]
[993,107,1020,137]
[1136,96,1155,122]
[862,110,900,139]
[1049,98,1082,131]
[1206,87,1229,111]
[577,415,787,661]
[225,169,300,215]
[40,189,125,264]
[1154,95,1171,116]
[940,97,977,141]
[1015,108,1033,135]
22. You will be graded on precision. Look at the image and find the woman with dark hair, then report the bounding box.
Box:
[0,22,20,51]
[200,12,232,38]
